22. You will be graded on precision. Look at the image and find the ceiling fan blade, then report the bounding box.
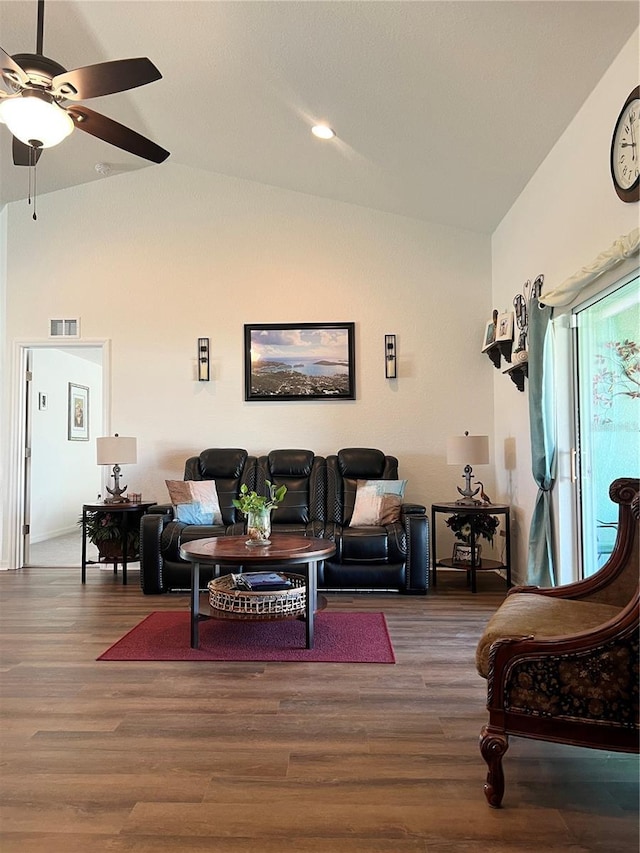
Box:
[12,137,42,166]
[67,104,169,163]
[52,58,162,101]
[1,46,30,91]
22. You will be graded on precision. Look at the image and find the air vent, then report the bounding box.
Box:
[49,318,80,338]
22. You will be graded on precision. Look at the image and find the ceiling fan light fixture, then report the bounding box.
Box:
[311,123,336,140]
[0,91,73,148]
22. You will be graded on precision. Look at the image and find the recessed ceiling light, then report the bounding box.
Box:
[311,124,336,140]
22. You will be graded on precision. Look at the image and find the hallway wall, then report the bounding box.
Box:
[30,348,103,544]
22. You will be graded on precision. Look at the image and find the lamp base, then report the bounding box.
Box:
[104,491,130,504]
[454,464,481,505]
[104,464,129,503]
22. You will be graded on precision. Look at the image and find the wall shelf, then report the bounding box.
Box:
[503,361,528,392]
[484,340,513,369]
[484,339,528,391]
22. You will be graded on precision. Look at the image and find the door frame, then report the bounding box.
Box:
[550,260,638,585]
[6,338,111,570]
[572,272,639,576]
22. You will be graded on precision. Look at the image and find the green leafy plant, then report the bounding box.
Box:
[232,481,287,515]
[77,510,139,551]
[445,513,499,545]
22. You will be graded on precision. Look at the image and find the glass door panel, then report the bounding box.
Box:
[574,276,639,576]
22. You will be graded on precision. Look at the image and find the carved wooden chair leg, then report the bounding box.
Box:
[479,725,509,808]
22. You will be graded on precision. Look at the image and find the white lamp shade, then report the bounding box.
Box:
[96,436,137,466]
[0,95,74,148]
[446,434,489,466]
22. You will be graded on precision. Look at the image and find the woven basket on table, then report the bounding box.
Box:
[207,573,306,621]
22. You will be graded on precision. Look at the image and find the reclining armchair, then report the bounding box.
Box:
[476,477,639,808]
[255,449,326,538]
[323,448,428,593]
[140,448,256,594]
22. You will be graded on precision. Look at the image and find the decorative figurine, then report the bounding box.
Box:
[476,482,492,505]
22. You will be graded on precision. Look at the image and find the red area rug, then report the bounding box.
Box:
[98,611,395,663]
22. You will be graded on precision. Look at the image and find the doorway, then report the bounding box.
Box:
[11,341,108,569]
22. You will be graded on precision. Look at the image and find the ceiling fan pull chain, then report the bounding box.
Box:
[28,150,33,208]
[32,161,37,220]
[28,147,38,221]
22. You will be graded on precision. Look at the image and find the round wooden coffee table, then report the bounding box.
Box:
[179,534,336,649]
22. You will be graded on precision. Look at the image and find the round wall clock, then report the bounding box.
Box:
[610,86,639,203]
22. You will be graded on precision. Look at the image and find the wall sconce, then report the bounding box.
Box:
[198,337,210,381]
[385,334,397,379]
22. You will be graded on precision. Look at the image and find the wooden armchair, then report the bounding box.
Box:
[476,477,639,808]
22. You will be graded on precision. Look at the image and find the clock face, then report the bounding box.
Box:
[611,87,640,202]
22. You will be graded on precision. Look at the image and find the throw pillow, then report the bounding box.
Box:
[349,479,407,527]
[165,479,223,525]
[175,502,216,525]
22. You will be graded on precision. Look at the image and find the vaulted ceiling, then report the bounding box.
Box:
[1,1,637,232]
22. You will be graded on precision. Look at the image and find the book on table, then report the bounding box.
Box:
[231,572,294,592]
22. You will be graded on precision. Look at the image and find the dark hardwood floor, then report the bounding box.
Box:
[1,566,638,852]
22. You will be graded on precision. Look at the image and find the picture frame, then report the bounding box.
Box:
[495,311,514,342]
[481,320,496,352]
[68,383,89,441]
[452,542,482,566]
[244,322,356,401]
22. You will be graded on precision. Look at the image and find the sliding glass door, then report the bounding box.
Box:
[574,275,639,576]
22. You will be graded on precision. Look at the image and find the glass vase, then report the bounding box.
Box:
[246,508,271,546]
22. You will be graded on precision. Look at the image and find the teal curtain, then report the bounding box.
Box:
[527,297,556,586]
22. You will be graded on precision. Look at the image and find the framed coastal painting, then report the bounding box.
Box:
[244,322,356,401]
[68,383,89,441]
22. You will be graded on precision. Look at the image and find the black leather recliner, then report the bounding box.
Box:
[323,448,428,593]
[255,449,326,538]
[139,448,256,594]
[140,447,428,594]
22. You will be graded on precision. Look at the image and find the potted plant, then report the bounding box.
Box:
[445,512,499,565]
[233,481,287,545]
[78,510,139,561]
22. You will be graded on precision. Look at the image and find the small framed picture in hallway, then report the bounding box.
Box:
[68,383,89,441]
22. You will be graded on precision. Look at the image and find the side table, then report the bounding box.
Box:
[81,501,156,586]
[431,501,511,593]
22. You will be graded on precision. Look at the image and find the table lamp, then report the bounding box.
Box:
[96,434,137,503]
[446,431,489,505]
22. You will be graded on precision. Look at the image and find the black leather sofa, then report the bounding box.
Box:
[140,447,429,594]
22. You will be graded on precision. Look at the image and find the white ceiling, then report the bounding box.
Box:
[1,1,638,233]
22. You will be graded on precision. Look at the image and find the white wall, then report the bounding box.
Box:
[30,348,103,543]
[491,30,639,585]
[1,164,493,567]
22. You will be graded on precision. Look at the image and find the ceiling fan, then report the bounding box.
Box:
[0,0,170,168]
